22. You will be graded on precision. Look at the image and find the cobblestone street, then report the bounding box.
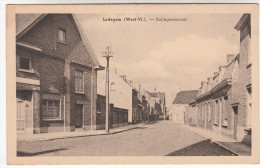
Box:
[17,121,236,156]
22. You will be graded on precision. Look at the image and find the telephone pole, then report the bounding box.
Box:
[103,46,113,132]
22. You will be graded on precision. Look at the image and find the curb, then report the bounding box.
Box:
[18,124,145,142]
[184,125,240,156]
[213,141,239,156]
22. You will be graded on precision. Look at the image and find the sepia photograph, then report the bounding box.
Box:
[6,4,259,165]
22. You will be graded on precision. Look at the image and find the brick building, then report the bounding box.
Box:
[16,14,104,134]
[189,14,252,145]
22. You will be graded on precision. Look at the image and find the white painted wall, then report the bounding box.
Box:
[169,104,187,123]
[97,70,133,123]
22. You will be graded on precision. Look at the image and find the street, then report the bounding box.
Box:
[17,121,235,156]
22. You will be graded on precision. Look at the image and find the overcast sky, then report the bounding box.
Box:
[77,14,242,107]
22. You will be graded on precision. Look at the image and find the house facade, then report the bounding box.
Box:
[170,90,199,123]
[189,14,252,145]
[97,70,136,124]
[16,14,103,134]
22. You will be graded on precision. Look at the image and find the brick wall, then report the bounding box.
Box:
[232,20,251,128]
[19,14,94,67]
[16,47,40,80]
[17,14,99,133]
[96,94,106,130]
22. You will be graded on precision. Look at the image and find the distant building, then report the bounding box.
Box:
[147,91,166,120]
[170,90,199,123]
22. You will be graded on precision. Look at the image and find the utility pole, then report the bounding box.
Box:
[103,46,113,132]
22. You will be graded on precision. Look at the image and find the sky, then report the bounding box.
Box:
[77,13,242,108]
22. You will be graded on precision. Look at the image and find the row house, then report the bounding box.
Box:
[97,68,167,126]
[16,14,104,134]
[189,14,252,145]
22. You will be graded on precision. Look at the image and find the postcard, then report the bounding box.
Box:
[6,4,259,164]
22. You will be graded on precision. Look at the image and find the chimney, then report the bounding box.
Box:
[227,54,235,64]
[218,66,226,81]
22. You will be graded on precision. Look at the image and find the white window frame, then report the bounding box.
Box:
[75,70,84,94]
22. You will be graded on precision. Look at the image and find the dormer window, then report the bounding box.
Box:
[20,57,31,70]
[58,28,66,43]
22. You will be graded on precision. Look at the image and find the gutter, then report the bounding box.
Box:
[195,78,232,102]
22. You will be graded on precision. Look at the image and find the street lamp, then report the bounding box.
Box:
[103,46,113,132]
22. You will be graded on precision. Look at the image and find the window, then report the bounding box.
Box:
[208,103,211,121]
[110,82,115,91]
[20,57,31,70]
[214,100,218,124]
[222,96,228,126]
[75,70,84,93]
[43,100,60,119]
[202,105,205,121]
[58,28,66,43]
[97,103,101,112]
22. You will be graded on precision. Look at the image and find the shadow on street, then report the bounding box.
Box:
[17,148,67,157]
[166,140,237,156]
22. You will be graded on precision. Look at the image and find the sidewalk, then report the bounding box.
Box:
[17,123,145,142]
[184,125,251,156]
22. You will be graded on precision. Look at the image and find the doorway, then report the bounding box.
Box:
[75,104,83,128]
[232,106,238,139]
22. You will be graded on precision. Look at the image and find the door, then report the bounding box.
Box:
[75,104,83,128]
[232,106,238,139]
[17,100,25,131]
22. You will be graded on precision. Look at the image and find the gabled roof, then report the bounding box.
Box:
[16,14,101,67]
[173,90,199,104]
[234,14,250,31]
[147,91,165,101]
[16,14,44,37]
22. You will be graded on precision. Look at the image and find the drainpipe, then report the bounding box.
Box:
[63,95,66,132]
